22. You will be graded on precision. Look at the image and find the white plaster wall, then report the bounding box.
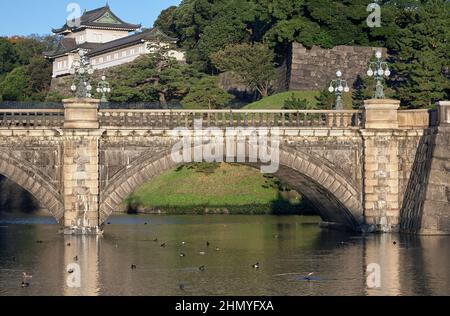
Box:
[85,29,130,43]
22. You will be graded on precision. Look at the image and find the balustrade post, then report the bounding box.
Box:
[437,101,450,126]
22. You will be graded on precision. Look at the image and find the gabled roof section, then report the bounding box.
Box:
[87,28,179,57]
[43,38,102,58]
[52,5,141,34]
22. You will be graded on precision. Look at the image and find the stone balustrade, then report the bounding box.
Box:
[0,109,64,128]
[98,109,363,129]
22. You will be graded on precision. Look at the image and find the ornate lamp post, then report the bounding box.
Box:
[328,70,350,110]
[367,51,391,99]
[96,74,111,103]
[69,49,94,98]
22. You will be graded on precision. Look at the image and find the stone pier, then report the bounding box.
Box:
[362,99,401,232]
[62,98,102,235]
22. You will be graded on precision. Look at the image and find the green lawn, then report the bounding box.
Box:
[244,90,354,110]
[244,91,320,109]
[124,163,308,215]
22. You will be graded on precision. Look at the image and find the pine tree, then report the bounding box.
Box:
[392,0,450,108]
[181,76,233,109]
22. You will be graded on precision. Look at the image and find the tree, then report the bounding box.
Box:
[26,56,52,101]
[315,88,335,110]
[181,76,233,109]
[13,36,46,65]
[0,66,30,101]
[391,0,450,108]
[109,42,201,105]
[283,94,309,110]
[154,6,179,38]
[211,43,276,98]
[0,38,19,78]
[352,75,371,109]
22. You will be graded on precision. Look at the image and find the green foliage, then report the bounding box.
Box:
[0,55,52,102]
[154,6,179,38]
[352,75,371,109]
[0,66,30,101]
[0,38,19,77]
[124,163,307,215]
[283,93,309,110]
[245,91,320,109]
[211,43,276,98]
[391,0,450,108]
[315,88,335,110]
[13,37,46,65]
[26,56,52,101]
[181,76,233,109]
[45,91,69,103]
[108,43,201,105]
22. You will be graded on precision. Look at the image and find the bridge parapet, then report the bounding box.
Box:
[398,109,439,129]
[98,109,364,130]
[0,109,64,129]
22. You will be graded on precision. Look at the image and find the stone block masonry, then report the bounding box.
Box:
[286,43,386,91]
[362,99,401,232]
[62,99,102,235]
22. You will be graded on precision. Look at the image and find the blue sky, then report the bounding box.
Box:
[0,0,182,36]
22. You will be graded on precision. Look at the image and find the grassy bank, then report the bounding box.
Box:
[124,163,313,215]
[244,91,320,109]
[244,90,353,110]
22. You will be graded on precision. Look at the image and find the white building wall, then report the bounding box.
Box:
[64,29,130,44]
[84,29,130,43]
[51,41,185,77]
[90,43,147,70]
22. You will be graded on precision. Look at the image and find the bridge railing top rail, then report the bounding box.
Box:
[99,109,362,114]
[99,109,364,129]
[0,109,64,113]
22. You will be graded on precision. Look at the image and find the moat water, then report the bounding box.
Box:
[0,213,449,296]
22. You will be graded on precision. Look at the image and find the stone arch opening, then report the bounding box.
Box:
[99,146,363,230]
[0,152,64,223]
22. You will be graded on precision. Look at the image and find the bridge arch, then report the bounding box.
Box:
[0,151,64,222]
[99,146,364,230]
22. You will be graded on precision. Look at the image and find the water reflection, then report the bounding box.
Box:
[0,213,449,296]
[63,236,100,296]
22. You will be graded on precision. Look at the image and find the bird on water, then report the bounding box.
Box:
[304,272,315,281]
[21,272,32,288]
[252,262,260,269]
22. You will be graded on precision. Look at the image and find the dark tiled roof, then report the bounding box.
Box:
[44,28,178,59]
[44,39,102,58]
[52,5,141,34]
[87,28,178,57]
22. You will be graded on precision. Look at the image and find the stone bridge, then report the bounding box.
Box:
[0,99,449,235]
